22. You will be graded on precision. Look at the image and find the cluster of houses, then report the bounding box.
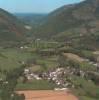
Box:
[23,67,84,88]
[24,68,42,80]
[42,68,67,86]
[24,67,69,86]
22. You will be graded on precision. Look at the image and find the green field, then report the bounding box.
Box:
[16,80,56,90]
[0,48,33,71]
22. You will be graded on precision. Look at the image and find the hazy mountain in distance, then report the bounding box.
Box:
[14,13,47,26]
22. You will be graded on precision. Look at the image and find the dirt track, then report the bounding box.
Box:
[18,90,78,100]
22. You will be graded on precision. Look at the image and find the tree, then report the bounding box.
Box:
[0,65,26,100]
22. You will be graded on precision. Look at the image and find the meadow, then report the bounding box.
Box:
[0,48,33,71]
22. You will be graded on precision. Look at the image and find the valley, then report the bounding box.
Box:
[0,0,99,100]
[0,40,99,100]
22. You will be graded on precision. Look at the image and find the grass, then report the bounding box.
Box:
[36,55,58,71]
[16,80,56,90]
[79,62,96,71]
[71,76,99,100]
[0,48,33,71]
[29,65,41,72]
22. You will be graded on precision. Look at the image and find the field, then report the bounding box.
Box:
[0,48,33,71]
[17,90,78,100]
[63,53,85,62]
[16,80,56,90]
[0,47,58,71]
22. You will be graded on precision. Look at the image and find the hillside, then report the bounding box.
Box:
[34,0,99,49]
[0,8,27,44]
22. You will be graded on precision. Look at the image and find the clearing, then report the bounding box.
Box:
[63,53,85,62]
[18,90,78,100]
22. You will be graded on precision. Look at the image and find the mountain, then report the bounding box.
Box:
[32,0,99,49]
[0,8,27,43]
[34,0,99,48]
[14,13,47,26]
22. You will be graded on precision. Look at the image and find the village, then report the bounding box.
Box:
[23,64,88,91]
